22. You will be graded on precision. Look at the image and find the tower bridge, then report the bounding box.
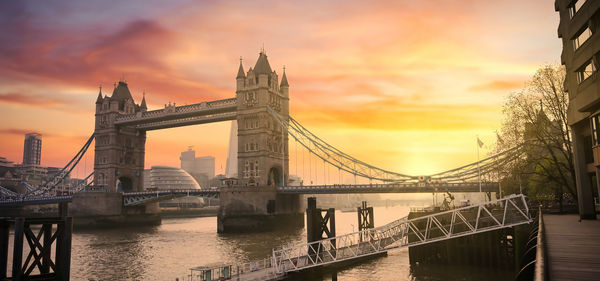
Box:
[1,50,525,232]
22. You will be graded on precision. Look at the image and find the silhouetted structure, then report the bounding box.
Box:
[22,133,41,166]
[555,0,600,219]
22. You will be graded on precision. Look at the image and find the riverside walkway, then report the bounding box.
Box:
[544,214,600,280]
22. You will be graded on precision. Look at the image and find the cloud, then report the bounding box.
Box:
[0,92,66,107]
[469,80,524,92]
[0,128,41,136]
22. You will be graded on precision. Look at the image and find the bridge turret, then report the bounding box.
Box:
[235,50,289,187]
[94,80,146,193]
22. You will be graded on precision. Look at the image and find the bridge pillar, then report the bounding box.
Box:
[93,81,147,193]
[217,51,303,232]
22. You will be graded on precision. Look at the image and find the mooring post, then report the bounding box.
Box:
[358,201,374,241]
[12,217,24,280]
[56,217,72,281]
[59,202,68,218]
[0,219,9,279]
[41,223,52,274]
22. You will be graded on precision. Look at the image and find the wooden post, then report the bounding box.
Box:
[0,219,9,279]
[56,217,72,281]
[41,223,52,274]
[12,217,24,281]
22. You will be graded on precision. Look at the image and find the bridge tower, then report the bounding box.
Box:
[93,81,147,192]
[235,50,289,187]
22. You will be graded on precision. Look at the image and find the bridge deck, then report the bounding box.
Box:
[278,182,498,194]
[544,214,600,281]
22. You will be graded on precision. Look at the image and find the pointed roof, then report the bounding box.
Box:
[253,51,272,75]
[95,86,103,104]
[236,58,245,79]
[280,68,289,87]
[111,81,134,101]
[140,91,147,110]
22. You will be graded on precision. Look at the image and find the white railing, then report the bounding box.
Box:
[272,194,531,274]
[187,194,531,279]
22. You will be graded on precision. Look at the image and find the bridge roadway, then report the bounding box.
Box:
[0,182,498,207]
[277,182,498,194]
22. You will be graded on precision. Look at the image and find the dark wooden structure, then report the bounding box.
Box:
[1,216,72,281]
[306,197,336,257]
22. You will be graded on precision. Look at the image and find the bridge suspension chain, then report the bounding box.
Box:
[267,107,417,183]
[25,134,95,198]
[267,106,526,185]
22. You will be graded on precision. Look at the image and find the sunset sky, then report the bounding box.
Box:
[0,0,561,182]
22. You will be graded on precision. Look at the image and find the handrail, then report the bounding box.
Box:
[534,206,548,281]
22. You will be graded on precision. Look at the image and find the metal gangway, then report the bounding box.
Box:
[191,194,532,281]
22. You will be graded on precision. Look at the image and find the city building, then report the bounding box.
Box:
[22,133,41,165]
[555,0,600,218]
[179,147,215,188]
[143,166,204,207]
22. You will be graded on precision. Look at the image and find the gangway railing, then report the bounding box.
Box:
[272,194,531,274]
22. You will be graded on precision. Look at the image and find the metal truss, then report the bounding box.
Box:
[122,189,220,206]
[271,194,531,274]
[0,185,18,199]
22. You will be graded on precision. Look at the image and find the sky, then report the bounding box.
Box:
[0,0,562,181]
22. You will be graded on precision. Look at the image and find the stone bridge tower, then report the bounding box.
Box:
[93,81,147,192]
[235,50,290,187]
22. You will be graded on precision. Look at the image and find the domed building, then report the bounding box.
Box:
[143,166,204,207]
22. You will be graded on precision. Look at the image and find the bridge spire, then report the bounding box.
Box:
[280,66,289,87]
[236,56,245,79]
[96,85,103,104]
[140,91,147,111]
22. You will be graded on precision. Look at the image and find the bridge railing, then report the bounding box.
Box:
[272,194,531,274]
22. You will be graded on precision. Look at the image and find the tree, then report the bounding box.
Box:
[496,65,575,210]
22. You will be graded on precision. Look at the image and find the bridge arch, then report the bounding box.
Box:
[117,176,133,192]
[268,166,283,187]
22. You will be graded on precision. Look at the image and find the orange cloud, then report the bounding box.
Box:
[469,80,525,92]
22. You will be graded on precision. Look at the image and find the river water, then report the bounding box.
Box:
[57,205,513,280]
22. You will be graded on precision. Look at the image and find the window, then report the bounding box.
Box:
[573,26,592,50]
[592,115,600,146]
[577,59,596,83]
[569,0,586,19]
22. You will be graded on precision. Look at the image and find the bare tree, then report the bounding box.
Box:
[497,65,575,210]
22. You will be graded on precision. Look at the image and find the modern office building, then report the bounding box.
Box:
[22,133,42,166]
[555,0,600,219]
[179,147,215,188]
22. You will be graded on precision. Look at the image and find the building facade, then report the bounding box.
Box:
[94,81,147,192]
[23,133,41,166]
[235,51,290,187]
[556,0,600,219]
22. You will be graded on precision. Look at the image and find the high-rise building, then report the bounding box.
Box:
[179,147,215,188]
[555,0,600,219]
[23,133,42,166]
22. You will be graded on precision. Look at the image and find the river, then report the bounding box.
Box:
[57,205,515,280]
